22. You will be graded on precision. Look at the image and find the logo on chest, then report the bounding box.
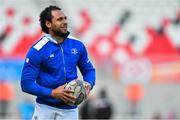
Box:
[71,48,78,55]
[49,53,54,58]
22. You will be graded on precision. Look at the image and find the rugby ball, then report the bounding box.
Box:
[65,79,86,106]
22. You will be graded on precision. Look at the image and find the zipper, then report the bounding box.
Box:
[60,45,66,83]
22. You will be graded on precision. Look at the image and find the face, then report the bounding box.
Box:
[47,10,68,37]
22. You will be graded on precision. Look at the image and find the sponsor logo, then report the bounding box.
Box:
[50,54,54,58]
[26,58,29,63]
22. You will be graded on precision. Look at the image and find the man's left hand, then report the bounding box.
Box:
[83,81,91,98]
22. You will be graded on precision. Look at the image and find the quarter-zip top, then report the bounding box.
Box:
[21,34,96,109]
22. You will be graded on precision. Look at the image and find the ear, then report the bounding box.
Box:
[45,20,51,29]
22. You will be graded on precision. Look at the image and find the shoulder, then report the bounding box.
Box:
[67,35,80,41]
[67,35,84,45]
[26,36,50,58]
[67,35,87,50]
[33,36,50,51]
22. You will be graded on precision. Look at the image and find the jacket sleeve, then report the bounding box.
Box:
[77,43,96,89]
[21,48,52,97]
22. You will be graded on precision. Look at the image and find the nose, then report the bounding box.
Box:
[64,20,67,24]
[63,18,67,24]
[62,21,67,27]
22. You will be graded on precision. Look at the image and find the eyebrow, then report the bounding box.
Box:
[56,16,67,20]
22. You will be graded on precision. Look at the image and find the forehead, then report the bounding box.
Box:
[51,10,66,18]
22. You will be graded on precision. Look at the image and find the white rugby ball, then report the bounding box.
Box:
[65,79,86,106]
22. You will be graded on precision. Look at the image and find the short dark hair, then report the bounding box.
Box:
[39,5,61,33]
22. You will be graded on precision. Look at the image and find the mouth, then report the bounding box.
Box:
[60,28,67,33]
[61,26,67,30]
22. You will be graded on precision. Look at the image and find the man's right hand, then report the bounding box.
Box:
[51,84,76,104]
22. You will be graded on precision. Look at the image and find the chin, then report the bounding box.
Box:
[63,30,68,33]
[56,31,69,38]
[63,31,67,34]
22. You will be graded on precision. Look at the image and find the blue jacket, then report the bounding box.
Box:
[21,34,96,109]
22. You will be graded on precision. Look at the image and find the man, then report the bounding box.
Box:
[21,5,96,120]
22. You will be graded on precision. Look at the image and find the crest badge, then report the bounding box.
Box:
[71,48,78,55]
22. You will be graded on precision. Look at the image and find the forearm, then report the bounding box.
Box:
[83,69,96,88]
[21,79,52,97]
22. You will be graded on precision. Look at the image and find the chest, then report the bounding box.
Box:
[42,47,81,69]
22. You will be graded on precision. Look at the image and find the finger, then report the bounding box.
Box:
[64,89,74,93]
[60,83,67,89]
[63,83,67,88]
[84,88,90,99]
[63,95,75,104]
[85,92,89,99]
[59,97,68,103]
[64,93,76,100]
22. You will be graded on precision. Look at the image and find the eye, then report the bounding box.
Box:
[57,17,62,21]
[57,17,67,21]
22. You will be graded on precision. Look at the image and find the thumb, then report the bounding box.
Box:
[63,83,68,88]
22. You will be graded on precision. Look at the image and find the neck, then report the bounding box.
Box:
[50,32,64,43]
[52,35,64,43]
[49,31,70,44]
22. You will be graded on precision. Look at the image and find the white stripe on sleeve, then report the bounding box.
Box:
[33,37,49,51]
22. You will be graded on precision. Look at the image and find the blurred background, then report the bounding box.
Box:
[0,0,180,119]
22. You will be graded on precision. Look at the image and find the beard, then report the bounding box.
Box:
[52,28,70,38]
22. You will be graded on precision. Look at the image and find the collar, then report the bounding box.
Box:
[45,34,58,44]
[45,32,70,44]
